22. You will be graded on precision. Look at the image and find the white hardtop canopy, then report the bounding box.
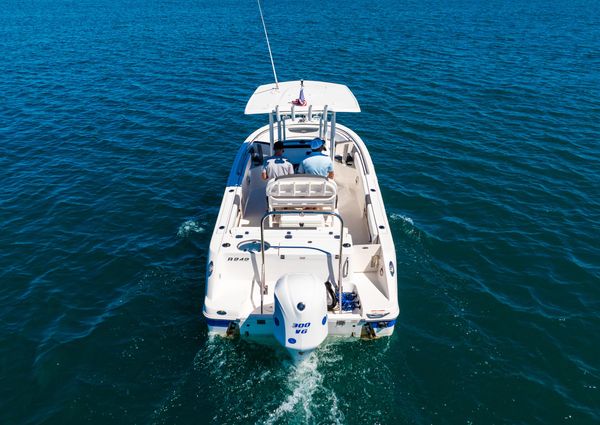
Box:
[245,80,361,115]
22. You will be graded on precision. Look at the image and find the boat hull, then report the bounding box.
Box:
[202,88,400,358]
[206,313,396,340]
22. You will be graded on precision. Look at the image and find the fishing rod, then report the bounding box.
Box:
[257,0,279,89]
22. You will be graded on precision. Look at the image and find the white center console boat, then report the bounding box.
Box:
[203,80,400,359]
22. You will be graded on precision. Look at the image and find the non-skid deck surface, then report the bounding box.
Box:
[241,163,371,246]
[242,185,268,227]
[335,164,371,244]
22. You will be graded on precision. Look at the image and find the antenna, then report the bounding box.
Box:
[257,0,279,89]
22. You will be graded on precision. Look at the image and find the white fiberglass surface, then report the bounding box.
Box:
[245,80,361,114]
[240,160,370,244]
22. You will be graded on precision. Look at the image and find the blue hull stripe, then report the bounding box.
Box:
[205,318,230,327]
[369,319,397,328]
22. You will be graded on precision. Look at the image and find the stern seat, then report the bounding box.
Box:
[266,175,338,227]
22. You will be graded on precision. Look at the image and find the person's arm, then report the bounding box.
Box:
[262,159,269,180]
[327,161,334,180]
[297,161,304,174]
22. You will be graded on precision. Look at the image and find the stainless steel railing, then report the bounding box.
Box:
[259,210,345,314]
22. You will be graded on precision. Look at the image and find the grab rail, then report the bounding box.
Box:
[259,210,345,314]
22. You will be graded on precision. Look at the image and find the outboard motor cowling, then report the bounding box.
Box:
[273,273,328,358]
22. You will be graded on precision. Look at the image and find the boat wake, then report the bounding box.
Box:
[264,346,345,425]
[263,354,322,424]
[191,336,352,424]
[176,219,206,238]
[390,213,414,226]
[390,212,422,242]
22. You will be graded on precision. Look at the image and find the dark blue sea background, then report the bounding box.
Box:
[1,0,599,423]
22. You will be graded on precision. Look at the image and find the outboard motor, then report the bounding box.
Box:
[273,273,328,359]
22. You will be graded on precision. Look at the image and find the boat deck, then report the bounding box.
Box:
[240,156,370,245]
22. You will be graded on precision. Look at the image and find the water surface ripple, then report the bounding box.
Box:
[1,0,599,424]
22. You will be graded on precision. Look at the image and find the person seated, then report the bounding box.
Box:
[298,138,334,179]
[261,141,294,180]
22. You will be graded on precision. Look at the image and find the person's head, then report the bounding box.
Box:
[274,141,284,155]
[310,138,326,152]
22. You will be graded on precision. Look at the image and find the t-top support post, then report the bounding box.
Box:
[268,111,274,155]
[330,111,337,159]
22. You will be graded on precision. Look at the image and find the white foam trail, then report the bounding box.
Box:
[326,390,345,425]
[390,213,422,241]
[263,342,350,425]
[264,354,322,424]
[390,213,414,225]
[177,219,205,237]
[194,337,351,424]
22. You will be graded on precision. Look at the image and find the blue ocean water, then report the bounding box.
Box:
[1,0,599,423]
